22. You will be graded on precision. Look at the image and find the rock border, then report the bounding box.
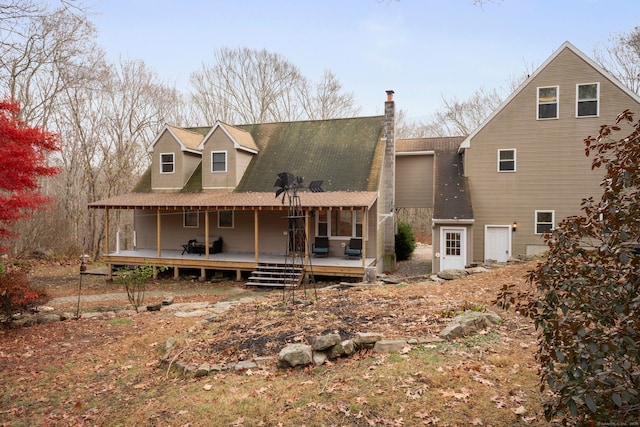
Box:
[160,310,502,376]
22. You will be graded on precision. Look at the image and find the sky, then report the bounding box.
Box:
[91,0,639,121]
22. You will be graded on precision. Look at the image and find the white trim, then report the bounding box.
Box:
[497,148,517,172]
[211,150,228,173]
[537,85,559,120]
[534,209,555,234]
[576,82,600,118]
[432,218,474,225]
[148,125,202,155]
[199,121,259,154]
[458,41,640,153]
[395,150,435,156]
[159,152,175,174]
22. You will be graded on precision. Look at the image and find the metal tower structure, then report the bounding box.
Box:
[274,173,323,304]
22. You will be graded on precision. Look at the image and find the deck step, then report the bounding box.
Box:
[246,262,305,288]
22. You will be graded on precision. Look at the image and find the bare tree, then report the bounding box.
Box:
[593,26,640,95]
[300,70,361,120]
[190,47,360,124]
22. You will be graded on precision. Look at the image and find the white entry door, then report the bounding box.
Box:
[485,225,511,263]
[440,227,466,270]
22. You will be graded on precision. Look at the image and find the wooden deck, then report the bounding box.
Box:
[101,249,375,280]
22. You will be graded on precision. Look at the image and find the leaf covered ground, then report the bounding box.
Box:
[0,258,548,426]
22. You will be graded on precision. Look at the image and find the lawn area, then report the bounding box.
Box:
[0,260,547,426]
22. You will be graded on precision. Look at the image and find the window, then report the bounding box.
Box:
[498,149,516,172]
[183,211,198,228]
[160,153,175,174]
[218,210,233,228]
[577,83,599,117]
[211,151,227,172]
[445,231,462,256]
[317,211,328,236]
[535,210,554,234]
[537,86,558,119]
[316,210,363,238]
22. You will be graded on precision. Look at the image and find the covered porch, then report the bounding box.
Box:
[89,191,380,283]
[101,249,376,281]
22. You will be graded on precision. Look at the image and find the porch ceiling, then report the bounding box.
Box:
[88,191,377,211]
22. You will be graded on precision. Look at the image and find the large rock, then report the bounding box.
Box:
[437,269,468,280]
[277,343,313,368]
[310,333,341,351]
[439,310,501,340]
[373,339,408,354]
[353,332,383,348]
[327,339,355,359]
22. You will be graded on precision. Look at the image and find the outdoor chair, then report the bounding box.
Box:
[344,238,363,259]
[311,236,329,257]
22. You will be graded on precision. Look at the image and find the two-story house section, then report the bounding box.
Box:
[458,41,640,266]
[89,92,398,281]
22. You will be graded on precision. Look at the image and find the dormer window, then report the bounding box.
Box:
[577,83,599,117]
[160,153,175,174]
[211,151,227,173]
[537,86,558,119]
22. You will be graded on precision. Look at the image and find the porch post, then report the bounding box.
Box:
[104,207,110,254]
[105,207,111,279]
[156,209,161,258]
[254,210,259,263]
[362,207,367,268]
[304,210,310,266]
[205,210,210,259]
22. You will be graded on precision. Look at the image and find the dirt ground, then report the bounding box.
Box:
[0,247,546,426]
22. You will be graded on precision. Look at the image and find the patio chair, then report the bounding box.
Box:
[344,238,363,259]
[311,236,329,257]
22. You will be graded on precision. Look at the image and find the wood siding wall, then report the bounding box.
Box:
[465,47,640,262]
[151,132,201,190]
[395,154,434,208]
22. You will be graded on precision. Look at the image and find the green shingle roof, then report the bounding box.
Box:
[234,116,385,193]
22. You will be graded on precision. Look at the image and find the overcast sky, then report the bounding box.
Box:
[92,0,639,121]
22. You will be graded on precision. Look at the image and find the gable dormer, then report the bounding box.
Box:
[148,125,203,191]
[198,122,259,191]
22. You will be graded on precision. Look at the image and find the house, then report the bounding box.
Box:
[431,41,640,272]
[89,92,398,282]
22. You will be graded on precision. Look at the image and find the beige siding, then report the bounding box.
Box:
[151,131,200,190]
[465,47,640,262]
[395,154,434,208]
[202,128,255,190]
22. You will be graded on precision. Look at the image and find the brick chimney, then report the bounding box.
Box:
[382,90,396,272]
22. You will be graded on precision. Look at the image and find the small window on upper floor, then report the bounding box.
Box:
[160,153,175,174]
[498,149,516,172]
[537,86,558,119]
[535,210,555,234]
[212,151,227,173]
[577,83,599,117]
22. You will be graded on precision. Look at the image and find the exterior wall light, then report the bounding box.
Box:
[512,221,518,232]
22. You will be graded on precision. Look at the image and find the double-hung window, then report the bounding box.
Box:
[537,86,558,119]
[316,210,364,238]
[183,210,198,228]
[211,151,227,173]
[218,210,233,228]
[577,83,599,117]
[498,149,516,172]
[160,153,175,174]
[535,210,554,234]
